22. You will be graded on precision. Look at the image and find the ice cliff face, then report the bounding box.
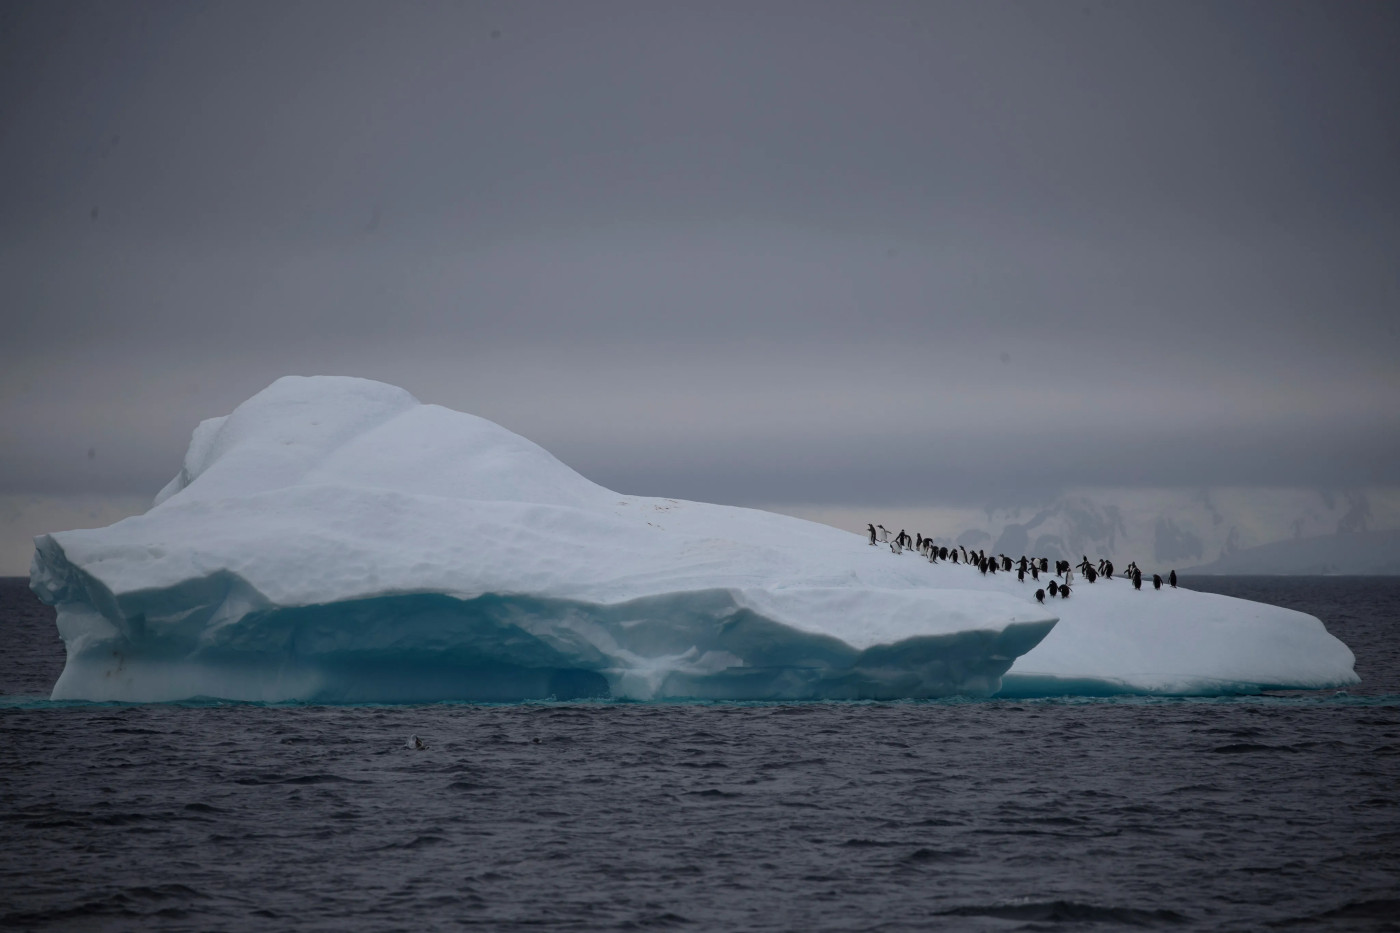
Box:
[30,376,1060,702]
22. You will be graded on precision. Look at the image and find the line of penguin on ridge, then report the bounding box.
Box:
[866,523,1177,605]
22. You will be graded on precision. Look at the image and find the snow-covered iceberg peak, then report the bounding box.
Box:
[31,376,1059,702]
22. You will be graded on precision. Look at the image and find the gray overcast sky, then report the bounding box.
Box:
[2,0,1398,513]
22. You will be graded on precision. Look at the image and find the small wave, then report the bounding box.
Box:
[232,773,362,785]
[378,834,447,850]
[616,911,693,929]
[1210,743,1298,754]
[939,899,1188,925]
[1270,897,1400,926]
[903,847,972,863]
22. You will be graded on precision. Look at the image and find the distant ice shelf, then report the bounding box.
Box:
[29,376,1357,702]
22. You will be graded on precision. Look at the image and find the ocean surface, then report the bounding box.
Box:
[2,575,1397,932]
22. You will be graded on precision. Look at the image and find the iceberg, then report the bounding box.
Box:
[29,376,1057,702]
[29,376,1357,703]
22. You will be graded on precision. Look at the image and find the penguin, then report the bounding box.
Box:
[1169,569,1177,588]
[979,558,988,575]
[916,533,924,551]
[1153,573,1163,590]
[1085,566,1097,583]
[988,559,997,574]
[1018,556,1029,573]
[406,735,428,750]
[868,524,877,546]
[1002,555,1012,572]
[1132,569,1142,591]
[1031,565,1039,581]
[1017,568,1026,583]
[951,549,960,564]
[1040,558,1050,572]
[960,546,968,563]
[1059,582,1071,599]
[878,524,891,543]
[890,541,902,554]
[1104,561,1114,579]
[1035,588,1046,604]
[1064,567,1074,584]
[1048,580,1059,597]
[940,546,949,560]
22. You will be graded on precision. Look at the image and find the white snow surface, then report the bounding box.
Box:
[30,376,1357,702]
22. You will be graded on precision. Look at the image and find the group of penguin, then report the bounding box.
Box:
[866,523,1177,605]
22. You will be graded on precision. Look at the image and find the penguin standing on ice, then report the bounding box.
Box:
[1059,582,1071,599]
[868,524,877,545]
[1153,573,1163,590]
[1035,588,1046,604]
[1017,568,1026,583]
[1104,560,1114,579]
[1048,580,1059,597]
[950,549,959,564]
[1169,570,1177,588]
[1085,566,1097,583]
[1132,569,1142,591]
[878,524,891,543]
[1031,565,1039,581]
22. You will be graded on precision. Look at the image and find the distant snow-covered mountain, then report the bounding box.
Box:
[1183,529,1400,575]
[917,487,1400,575]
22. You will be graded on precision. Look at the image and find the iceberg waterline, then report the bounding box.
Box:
[30,376,1357,702]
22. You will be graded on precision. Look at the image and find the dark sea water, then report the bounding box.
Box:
[2,576,1397,932]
